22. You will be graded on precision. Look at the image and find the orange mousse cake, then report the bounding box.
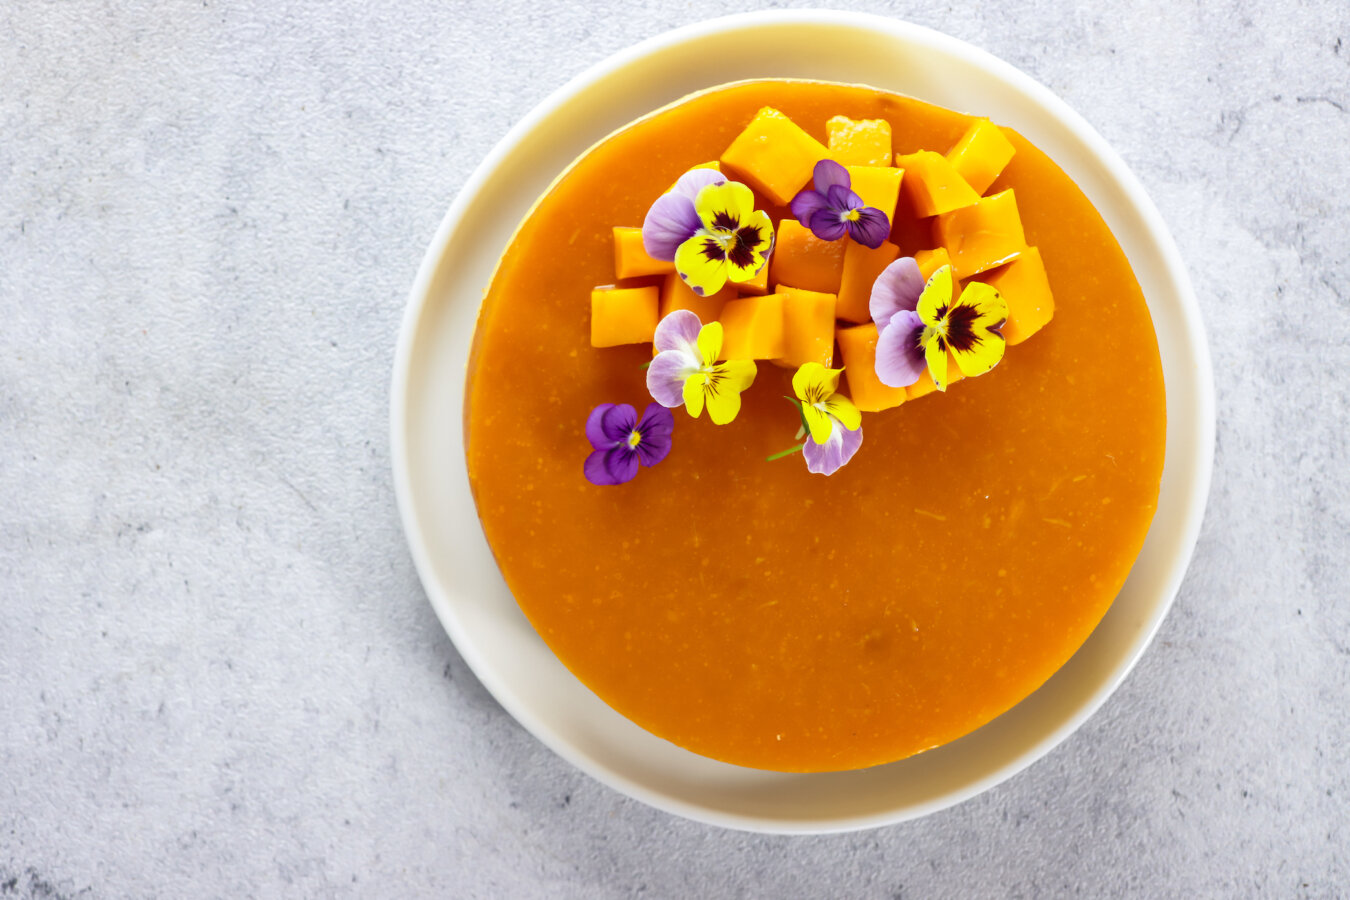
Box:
[464,80,1165,772]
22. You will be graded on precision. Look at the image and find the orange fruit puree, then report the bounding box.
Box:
[464,80,1165,772]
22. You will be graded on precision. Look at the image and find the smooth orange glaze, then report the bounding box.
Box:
[464,81,1166,772]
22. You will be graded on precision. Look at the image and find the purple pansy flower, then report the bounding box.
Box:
[789,160,890,249]
[641,168,728,261]
[583,402,674,486]
[869,256,929,388]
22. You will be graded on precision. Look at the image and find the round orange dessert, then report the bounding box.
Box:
[464,80,1165,772]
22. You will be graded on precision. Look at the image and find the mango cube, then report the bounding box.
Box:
[826,116,893,167]
[659,273,735,325]
[913,246,953,281]
[720,107,832,206]
[836,239,900,324]
[774,286,836,368]
[846,165,903,224]
[933,189,1027,279]
[719,294,785,360]
[613,226,674,279]
[894,150,981,217]
[836,323,907,413]
[770,218,845,295]
[978,246,1054,345]
[946,120,1016,195]
[591,285,659,348]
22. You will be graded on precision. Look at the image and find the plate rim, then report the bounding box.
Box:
[390,10,1216,833]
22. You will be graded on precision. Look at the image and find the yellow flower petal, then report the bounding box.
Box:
[917,264,954,327]
[923,331,949,391]
[800,404,834,444]
[725,209,774,284]
[793,362,847,444]
[674,235,729,297]
[696,321,724,367]
[682,372,705,418]
[693,181,755,230]
[717,358,757,393]
[824,393,861,432]
[946,282,1009,378]
[703,360,756,424]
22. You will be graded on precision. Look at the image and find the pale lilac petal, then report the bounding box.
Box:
[869,256,925,332]
[802,421,864,476]
[646,350,698,408]
[599,403,637,444]
[642,193,701,261]
[653,309,703,355]
[789,190,830,228]
[811,214,848,242]
[812,159,851,194]
[602,445,639,484]
[584,448,622,485]
[847,206,891,249]
[826,183,862,212]
[671,167,726,200]
[874,310,928,387]
[585,403,616,449]
[634,403,674,466]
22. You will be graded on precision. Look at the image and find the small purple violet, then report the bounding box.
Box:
[789,160,890,249]
[583,402,674,486]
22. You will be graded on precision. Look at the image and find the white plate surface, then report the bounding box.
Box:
[390,11,1215,833]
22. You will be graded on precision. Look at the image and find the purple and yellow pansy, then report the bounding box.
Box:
[789,160,890,249]
[792,362,863,476]
[583,402,674,486]
[871,260,1008,391]
[646,310,757,425]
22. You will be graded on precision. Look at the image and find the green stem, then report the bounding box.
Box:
[765,444,804,462]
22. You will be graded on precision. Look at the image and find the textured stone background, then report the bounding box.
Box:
[2,1,1346,896]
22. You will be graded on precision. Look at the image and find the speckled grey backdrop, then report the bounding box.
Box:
[2,0,1346,897]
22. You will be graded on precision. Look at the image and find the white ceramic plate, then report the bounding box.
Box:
[391,11,1214,833]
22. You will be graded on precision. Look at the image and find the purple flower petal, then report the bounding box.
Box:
[874,310,928,387]
[602,445,639,484]
[634,403,674,466]
[646,351,694,408]
[789,189,830,229]
[811,215,849,242]
[671,167,726,200]
[585,403,616,449]
[802,421,864,476]
[869,256,925,332]
[584,448,622,485]
[598,403,637,444]
[825,183,862,212]
[812,159,851,194]
[642,192,701,261]
[847,206,891,249]
[653,309,703,356]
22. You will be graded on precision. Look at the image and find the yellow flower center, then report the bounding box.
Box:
[626,430,641,449]
[843,209,861,222]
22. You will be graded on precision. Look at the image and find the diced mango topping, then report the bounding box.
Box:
[720,294,785,360]
[591,285,660,348]
[978,246,1054,345]
[769,218,845,295]
[836,239,900,324]
[659,272,735,325]
[613,226,674,280]
[774,286,836,369]
[720,107,833,207]
[894,150,981,217]
[914,246,953,281]
[836,323,907,413]
[826,116,893,167]
[845,165,903,223]
[946,120,1016,195]
[933,189,1027,279]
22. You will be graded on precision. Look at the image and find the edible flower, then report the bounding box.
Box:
[641,167,727,261]
[792,362,863,476]
[583,402,674,486]
[870,260,1008,390]
[789,159,890,248]
[646,309,756,425]
[675,183,775,297]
